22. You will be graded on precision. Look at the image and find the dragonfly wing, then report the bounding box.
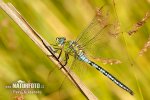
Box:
[75,7,120,49]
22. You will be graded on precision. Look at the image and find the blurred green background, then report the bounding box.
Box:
[0,0,150,100]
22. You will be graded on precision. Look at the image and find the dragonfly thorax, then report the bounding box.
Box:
[56,37,87,61]
[64,40,84,57]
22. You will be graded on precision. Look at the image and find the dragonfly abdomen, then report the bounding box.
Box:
[89,60,133,95]
[78,53,133,95]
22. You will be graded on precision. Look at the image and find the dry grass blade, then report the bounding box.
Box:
[139,36,150,56]
[110,0,121,38]
[0,1,98,100]
[108,21,120,38]
[13,94,24,100]
[93,57,122,65]
[96,7,120,38]
[96,7,108,27]
[128,11,150,36]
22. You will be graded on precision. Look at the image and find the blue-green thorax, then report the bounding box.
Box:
[56,37,88,61]
[63,41,82,56]
[64,41,90,62]
[56,37,89,63]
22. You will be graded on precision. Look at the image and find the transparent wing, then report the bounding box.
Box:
[75,7,122,63]
[75,7,120,49]
[74,6,134,73]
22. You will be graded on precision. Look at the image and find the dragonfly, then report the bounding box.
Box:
[50,7,134,95]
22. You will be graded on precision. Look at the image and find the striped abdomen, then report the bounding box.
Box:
[78,52,133,95]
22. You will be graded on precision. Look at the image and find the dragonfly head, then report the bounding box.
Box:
[56,37,66,46]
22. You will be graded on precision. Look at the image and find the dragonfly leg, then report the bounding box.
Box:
[64,53,69,66]
[41,40,57,57]
[50,47,62,59]
[57,49,62,59]
[45,47,61,58]
[60,53,69,69]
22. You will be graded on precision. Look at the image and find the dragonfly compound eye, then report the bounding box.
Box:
[56,37,66,45]
[56,37,60,41]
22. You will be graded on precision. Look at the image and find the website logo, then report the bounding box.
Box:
[5,80,44,94]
